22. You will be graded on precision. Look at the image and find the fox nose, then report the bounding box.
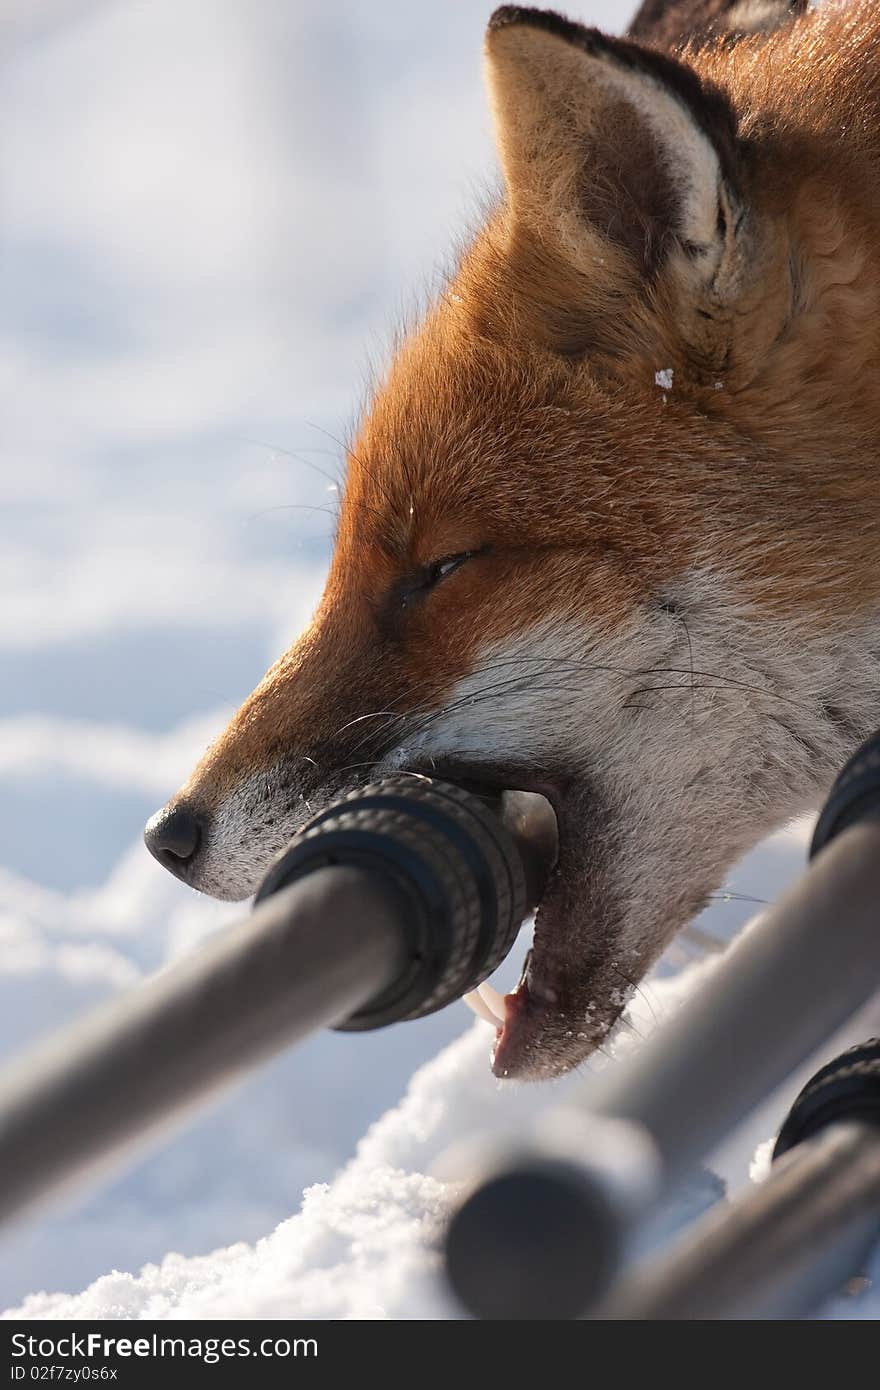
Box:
[144,802,205,881]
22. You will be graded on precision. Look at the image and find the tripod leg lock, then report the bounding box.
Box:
[773,1038,880,1159]
[254,776,534,1029]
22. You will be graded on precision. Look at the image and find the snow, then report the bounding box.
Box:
[1,0,877,1322]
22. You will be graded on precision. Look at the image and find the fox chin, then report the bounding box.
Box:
[145,1,880,1081]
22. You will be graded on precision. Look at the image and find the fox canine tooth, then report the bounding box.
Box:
[463,982,507,1027]
[463,989,499,1026]
[478,981,507,1024]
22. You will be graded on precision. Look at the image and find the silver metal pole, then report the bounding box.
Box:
[597,1121,880,1320]
[0,775,555,1228]
[0,866,407,1224]
[445,819,880,1319]
[587,819,880,1182]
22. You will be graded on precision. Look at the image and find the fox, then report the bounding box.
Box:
[145,0,880,1081]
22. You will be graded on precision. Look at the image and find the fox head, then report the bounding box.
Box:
[146,5,880,1079]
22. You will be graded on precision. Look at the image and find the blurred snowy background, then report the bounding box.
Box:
[1,0,875,1318]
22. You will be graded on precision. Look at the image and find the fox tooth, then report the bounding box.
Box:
[478,981,507,1024]
[463,989,498,1026]
[463,982,507,1027]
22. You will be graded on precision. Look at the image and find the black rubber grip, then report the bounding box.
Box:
[773,1039,880,1159]
[810,729,880,860]
[254,776,530,1029]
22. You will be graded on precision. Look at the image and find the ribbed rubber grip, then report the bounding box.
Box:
[253,776,529,1029]
[810,729,880,860]
[773,1039,880,1159]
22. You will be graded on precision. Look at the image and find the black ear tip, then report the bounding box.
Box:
[488,6,592,46]
[488,6,536,32]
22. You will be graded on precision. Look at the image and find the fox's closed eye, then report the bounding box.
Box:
[401,550,479,608]
[426,552,473,586]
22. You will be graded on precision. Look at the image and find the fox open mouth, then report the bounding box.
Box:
[414,761,624,1081]
[471,894,621,1082]
[462,945,555,1078]
[479,841,618,1082]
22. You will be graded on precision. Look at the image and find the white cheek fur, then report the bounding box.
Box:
[391,574,880,794]
[198,569,880,913]
[383,572,880,959]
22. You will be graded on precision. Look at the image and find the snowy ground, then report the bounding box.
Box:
[1,0,877,1320]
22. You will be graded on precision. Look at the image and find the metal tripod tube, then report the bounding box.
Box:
[447,820,880,1319]
[587,817,880,1184]
[445,724,880,1320]
[0,776,556,1227]
[596,1120,880,1320]
[0,866,408,1224]
[598,1037,880,1319]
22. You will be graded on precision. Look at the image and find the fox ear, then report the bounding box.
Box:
[485,7,745,296]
